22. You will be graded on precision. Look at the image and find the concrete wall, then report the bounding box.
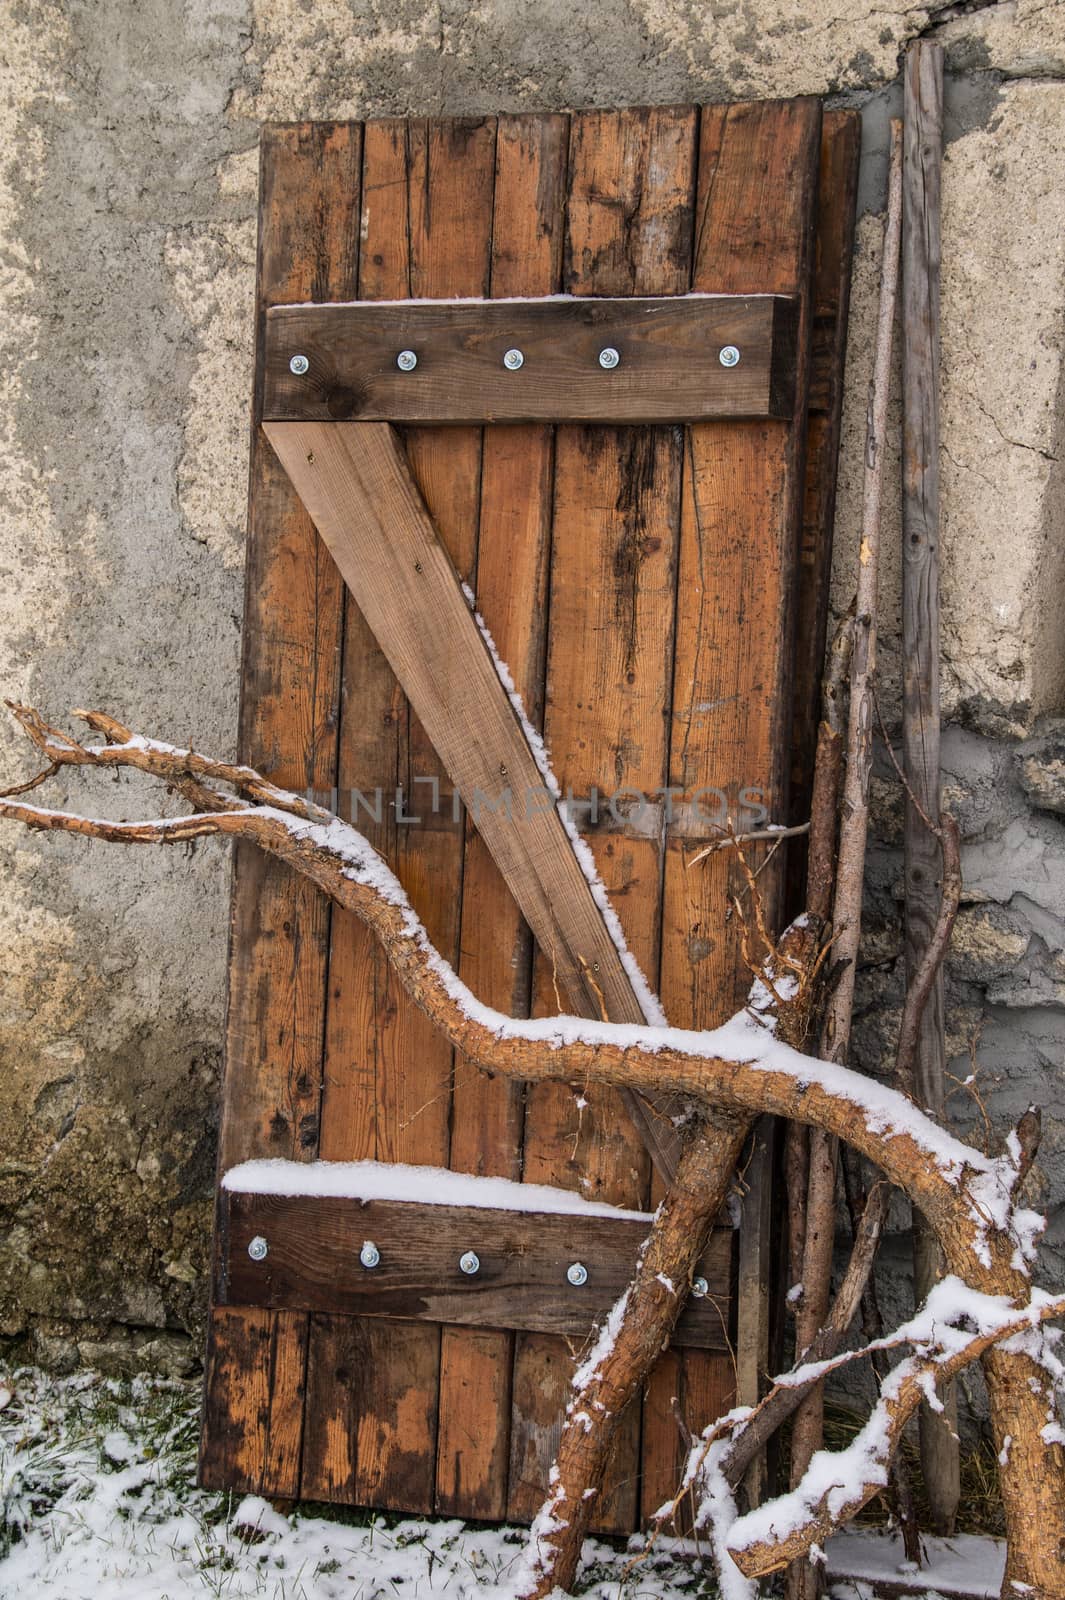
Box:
[1,0,1063,1376]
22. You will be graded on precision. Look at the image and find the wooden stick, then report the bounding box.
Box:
[722,1180,890,1488]
[902,38,959,1535]
[786,122,905,1599]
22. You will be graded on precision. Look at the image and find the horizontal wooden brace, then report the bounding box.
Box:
[263,294,798,424]
[220,1192,733,1351]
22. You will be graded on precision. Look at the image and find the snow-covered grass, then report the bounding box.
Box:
[0,1369,720,1600]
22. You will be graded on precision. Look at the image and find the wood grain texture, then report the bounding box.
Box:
[436,112,567,1521]
[302,115,498,1513]
[263,294,796,423]
[200,122,362,1496]
[264,417,682,1186]
[222,1193,732,1347]
[646,98,821,1516]
[509,103,698,1536]
[787,109,861,914]
[207,104,852,1528]
[902,44,959,1535]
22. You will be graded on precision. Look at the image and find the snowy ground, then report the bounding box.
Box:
[0,1369,719,1600]
[0,1367,1003,1600]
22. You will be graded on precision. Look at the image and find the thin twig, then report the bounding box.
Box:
[0,761,60,798]
[872,678,940,838]
[687,820,810,869]
[895,811,961,1097]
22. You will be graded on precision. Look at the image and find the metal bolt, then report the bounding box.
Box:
[719,345,740,368]
[598,347,620,370]
[360,1240,381,1269]
[567,1262,589,1287]
[692,1276,709,1299]
[247,1235,268,1262]
[396,349,418,371]
[459,1251,480,1276]
[289,353,309,376]
[503,348,524,371]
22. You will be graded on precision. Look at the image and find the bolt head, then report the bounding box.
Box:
[360,1240,381,1270]
[503,348,524,371]
[289,354,309,376]
[598,347,620,370]
[396,349,418,372]
[719,345,740,368]
[247,1235,268,1262]
[459,1250,480,1275]
[566,1261,589,1287]
[692,1276,709,1299]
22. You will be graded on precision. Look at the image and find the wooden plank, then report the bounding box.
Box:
[903,42,959,1534]
[199,121,362,1497]
[509,103,698,1536]
[787,109,861,910]
[645,96,821,1521]
[264,293,797,423]
[301,114,498,1513]
[221,1192,733,1348]
[263,416,683,1189]
[436,111,568,1522]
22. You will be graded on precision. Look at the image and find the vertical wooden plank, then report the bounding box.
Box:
[435,113,569,1522]
[301,116,497,1512]
[903,43,959,1534]
[199,122,362,1496]
[787,109,861,906]
[508,105,697,1535]
[643,97,821,1520]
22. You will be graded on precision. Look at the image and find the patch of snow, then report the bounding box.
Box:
[222,1156,653,1222]
[826,1528,1006,1599]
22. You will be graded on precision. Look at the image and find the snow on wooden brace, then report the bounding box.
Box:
[218,1163,732,1350]
[262,294,799,423]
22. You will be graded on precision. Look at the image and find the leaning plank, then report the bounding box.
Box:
[263,294,797,422]
[199,121,362,1497]
[787,108,861,903]
[263,416,684,1185]
[220,1192,732,1348]
[902,42,959,1535]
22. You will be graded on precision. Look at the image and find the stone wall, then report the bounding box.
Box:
[1,0,1063,1377]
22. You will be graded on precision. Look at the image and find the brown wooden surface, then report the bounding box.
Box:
[302,114,498,1513]
[437,112,567,1521]
[644,97,822,1520]
[902,43,959,1534]
[199,122,362,1496]
[788,109,861,903]
[221,1192,732,1347]
[265,417,684,1186]
[205,102,852,1530]
[508,103,699,1535]
[264,294,797,422]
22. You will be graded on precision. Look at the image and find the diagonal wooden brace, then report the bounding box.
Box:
[265,417,686,1184]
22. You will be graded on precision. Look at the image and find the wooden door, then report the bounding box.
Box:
[199,102,859,1528]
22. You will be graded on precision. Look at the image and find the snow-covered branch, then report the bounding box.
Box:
[0,705,1033,1267]
[4,703,1065,1599]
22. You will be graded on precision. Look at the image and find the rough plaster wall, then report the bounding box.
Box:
[0,0,1063,1377]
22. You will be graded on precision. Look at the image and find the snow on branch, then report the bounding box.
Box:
[0,703,1042,1267]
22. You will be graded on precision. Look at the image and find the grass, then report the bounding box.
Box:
[0,1367,721,1600]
